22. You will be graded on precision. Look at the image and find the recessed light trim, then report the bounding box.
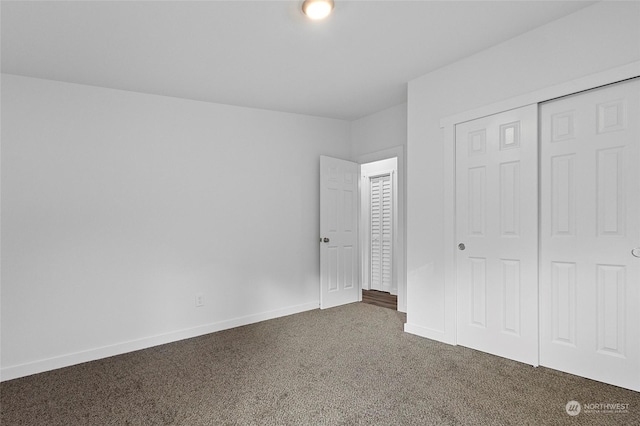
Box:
[302,0,334,20]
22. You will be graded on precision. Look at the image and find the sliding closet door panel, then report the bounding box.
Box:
[540,78,640,391]
[455,104,538,366]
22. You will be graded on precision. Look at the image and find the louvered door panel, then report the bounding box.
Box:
[371,174,393,292]
[381,176,393,289]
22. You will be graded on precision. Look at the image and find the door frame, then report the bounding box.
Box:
[361,162,397,294]
[435,61,640,345]
[356,146,406,312]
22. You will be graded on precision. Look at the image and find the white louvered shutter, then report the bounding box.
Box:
[370,174,393,291]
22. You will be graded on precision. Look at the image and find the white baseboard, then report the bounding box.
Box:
[404,322,455,345]
[1,301,319,382]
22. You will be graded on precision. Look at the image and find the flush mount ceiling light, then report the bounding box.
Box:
[302,0,334,20]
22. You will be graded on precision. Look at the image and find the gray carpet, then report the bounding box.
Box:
[1,302,639,425]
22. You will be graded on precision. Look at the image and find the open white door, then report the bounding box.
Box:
[455,104,539,366]
[320,155,359,309]
[539,78,640,391]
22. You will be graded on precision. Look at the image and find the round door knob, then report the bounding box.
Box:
[323,237,330,243]
[632,247,640,258]
[458,243,466,251]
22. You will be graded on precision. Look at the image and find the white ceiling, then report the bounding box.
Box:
[1,1,596,120]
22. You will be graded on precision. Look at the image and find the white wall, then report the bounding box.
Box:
[351,103,407,160]
[0,74,351,380]
[405,1,640,341]
[351,103,407,312]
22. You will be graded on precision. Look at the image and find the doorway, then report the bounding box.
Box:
[361,158,398,306]
[320,147,406,313]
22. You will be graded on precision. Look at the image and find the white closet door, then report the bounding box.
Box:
[370,174,392,292]
[455,104,538,366]
[540,79,640,391]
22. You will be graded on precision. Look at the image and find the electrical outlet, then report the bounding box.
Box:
[195,293,204,307]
